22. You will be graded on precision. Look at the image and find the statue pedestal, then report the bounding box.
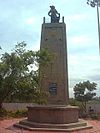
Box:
[27,105,79,124]
[14,105,92,131]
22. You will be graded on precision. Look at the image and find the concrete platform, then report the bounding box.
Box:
[14,119,92,132]
[14,105,92,132]
[27,105,79,124]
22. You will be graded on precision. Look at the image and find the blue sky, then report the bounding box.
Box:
[0,0,100,97]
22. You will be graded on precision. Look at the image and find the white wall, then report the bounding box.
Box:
[3,103,100,113]
[2,103,36,111]
[86,104,100,113]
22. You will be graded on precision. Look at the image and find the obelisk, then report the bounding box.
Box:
[40,6,69,105]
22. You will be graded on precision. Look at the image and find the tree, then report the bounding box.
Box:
[0,42,52,109]
[73,80,97,113]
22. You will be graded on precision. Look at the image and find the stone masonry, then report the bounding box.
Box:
[40,22,69,105]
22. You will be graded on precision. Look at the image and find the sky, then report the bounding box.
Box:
[0,0,100,97]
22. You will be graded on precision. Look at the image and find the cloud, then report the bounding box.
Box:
[68,35,92,46]
[68,54,100,87]
[69,87,74,98]
[88,75,100,82]
[66,13,90,22]
[87,67,100,82]
[68,54,99,69]
[28,40,40,51]
[67,32,99,56]
[65,13,90,30]
[25,17,35,25]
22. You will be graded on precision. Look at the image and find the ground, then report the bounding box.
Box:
[0,118,100,133]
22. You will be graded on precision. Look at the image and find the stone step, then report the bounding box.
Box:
[66,125,93,132]
[14,123,92,132]
[14,119,93,132]
[19,119,87,129]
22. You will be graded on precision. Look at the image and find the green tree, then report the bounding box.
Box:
[73,80,97,113]
[0,42,51,109]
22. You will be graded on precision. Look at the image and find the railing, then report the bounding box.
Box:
[43,16,65,23]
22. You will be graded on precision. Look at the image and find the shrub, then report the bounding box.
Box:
[0,109,27,118]
[0,108,7,118]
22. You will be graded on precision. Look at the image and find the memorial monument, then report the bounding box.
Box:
[40,5,69,105]
[14,6,92,131]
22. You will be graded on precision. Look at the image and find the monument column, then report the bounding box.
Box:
[40,20,69,105]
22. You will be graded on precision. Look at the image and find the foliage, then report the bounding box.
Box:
[73,80,97,114]
[0,108,27,118]
[0,42,52,108]
[0,108,7,118]
[7,110,27,118]
[69,98,87,118]
[88,112,100,120]
[88,99,100,104]
[69,98,80,106]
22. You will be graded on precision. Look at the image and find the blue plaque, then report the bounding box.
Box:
[49,83,57,95]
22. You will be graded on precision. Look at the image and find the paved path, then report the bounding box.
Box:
[0,118,100,133]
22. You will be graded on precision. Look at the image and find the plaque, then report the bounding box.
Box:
[49,83,57,95]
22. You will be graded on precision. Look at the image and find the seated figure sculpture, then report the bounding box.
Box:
[48,5,60,23]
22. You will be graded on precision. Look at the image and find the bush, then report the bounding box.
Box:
[90,113,100,120]
[11,110,27,117]
[0,108,7,118]
[0,109,27,118]
[90,114,98,119]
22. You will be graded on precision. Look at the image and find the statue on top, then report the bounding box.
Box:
[48,5,60,23]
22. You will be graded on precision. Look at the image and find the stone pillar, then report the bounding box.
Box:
[40,22,69,105]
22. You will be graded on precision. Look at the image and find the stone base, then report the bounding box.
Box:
[14,105,93,132]
[27,105,79,124]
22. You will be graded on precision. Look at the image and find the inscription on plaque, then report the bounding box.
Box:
[49,83,57,95]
